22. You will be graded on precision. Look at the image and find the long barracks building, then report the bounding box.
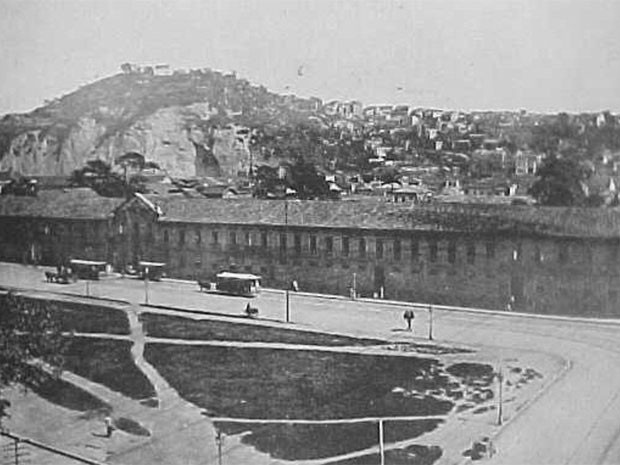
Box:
[1,188,620,317]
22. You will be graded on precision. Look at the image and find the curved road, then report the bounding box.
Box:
[2,263,620,464]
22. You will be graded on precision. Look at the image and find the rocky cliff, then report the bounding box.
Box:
[0,68,319,178]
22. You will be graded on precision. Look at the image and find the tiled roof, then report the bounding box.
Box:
[145,195,620,238]
[0,188,125,220]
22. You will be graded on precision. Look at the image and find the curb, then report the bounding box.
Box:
[459,356,573,465]
[261,288,620,327]
[0,285,130,306]
[140,302,287,325]
[142,276,620,326]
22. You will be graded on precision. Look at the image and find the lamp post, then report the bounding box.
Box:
[497,365,504,426]
[144,267,149,305]
[428,304,434,341]
[284,200,290,323]
[378,419,385,465]
[215,430,223,465]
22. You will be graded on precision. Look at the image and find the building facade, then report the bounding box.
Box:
[111,196,620,317]
[1,190,619,317]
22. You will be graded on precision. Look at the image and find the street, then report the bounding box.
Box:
[2,262,620,465]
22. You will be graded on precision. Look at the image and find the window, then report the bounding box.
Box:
[261,232,268,248]
[342,237,350,257]
[326,236,333,255]
[229,231,237,246]
[179,229,185,246]
[448,241,456,263]
[429,241,438,262]
[245,232,251,246]
[294,234,302,255]
[195,229,201,244]
[411,238,419,260]
[280,233,287,252]
[310,236,317,255]
[467,243,476,264]
[212,231,219,244]
[486,241,495,259]
[359,238,366,258]
[163,229,169,244]
[394,239,401,260]
[376,239,384,259]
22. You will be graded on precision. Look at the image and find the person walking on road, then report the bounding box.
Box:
[104,416,114,438]
[403,309,415,332]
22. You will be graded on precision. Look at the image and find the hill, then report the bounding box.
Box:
[0,67,323,177]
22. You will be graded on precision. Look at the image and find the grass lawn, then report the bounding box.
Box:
[60,336,155,400]
[325,444,443,465]
[48,300,130,334]
[145,344,456,460]
[13,295,130,334]
[141,313,384,346]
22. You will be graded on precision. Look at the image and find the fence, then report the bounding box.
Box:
[0,431,105,465]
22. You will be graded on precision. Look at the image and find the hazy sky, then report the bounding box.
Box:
[1,0,620,114]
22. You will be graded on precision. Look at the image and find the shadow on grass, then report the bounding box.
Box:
[25,373,110,413]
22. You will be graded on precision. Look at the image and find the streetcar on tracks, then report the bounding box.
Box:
[198,271,262,297]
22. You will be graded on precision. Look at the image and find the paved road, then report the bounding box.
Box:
[3,263,620,464]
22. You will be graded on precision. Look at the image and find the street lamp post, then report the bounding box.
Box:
[378,419,385,465]
[428,304,434,341]
[284,200,290,323]
[215,430,223,465]
[144,267,149,305]
[497,366,504,426]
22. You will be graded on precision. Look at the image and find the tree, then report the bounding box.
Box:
[69,159,137,197]
[115,152,145,184]
[529,155,589,206]
[0,293,65,421]
[289,161,330,199]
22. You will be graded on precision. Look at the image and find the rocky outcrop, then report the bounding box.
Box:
[0,103,251,178]
[0,68,316,178]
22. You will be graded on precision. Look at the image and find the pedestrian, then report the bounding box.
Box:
[104,416,114,438]
[291,279,299,292]
[403,309,415,331]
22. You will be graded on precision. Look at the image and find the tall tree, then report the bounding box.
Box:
[529,155,589,206]
[0,293,65,421]
[69,159,140,197]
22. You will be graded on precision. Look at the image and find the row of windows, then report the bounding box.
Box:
[158,227,505,264]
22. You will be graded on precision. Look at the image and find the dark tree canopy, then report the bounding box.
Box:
[289,161,330,199]
[529,155,589,206]
[69,159,145,197]
[0,293,65,419]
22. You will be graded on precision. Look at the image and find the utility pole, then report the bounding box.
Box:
[284,200,290,323]
[215,430,223,465]
[497,366,504,426]
[428,304,434,341]
[378,419,385,465]
[144,267,149,305]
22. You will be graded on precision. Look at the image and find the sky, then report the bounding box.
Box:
[1,0,620,115]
